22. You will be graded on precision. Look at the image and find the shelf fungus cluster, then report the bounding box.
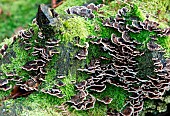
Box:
[0,4,64,99]
[65,3,104,19]
[0,78,11,91]
[0,3,170,116]
[41,85,65,98]
[11,5,63,99]
[67,88,96,110]
[75,42,89,60]
[67,6,170,116]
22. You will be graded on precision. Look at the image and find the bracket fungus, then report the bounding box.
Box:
[66,3,104,19]
[0,44,8,57]
[0,79,11,91]
[41,85,65,98]
[0,2,170,116]
[66,5,170,116]
[75,42,89,60]
[0,4,61,100]
[66,6,95,19]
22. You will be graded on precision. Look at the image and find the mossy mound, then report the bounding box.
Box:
[0,1,170,116]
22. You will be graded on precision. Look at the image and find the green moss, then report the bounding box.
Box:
[0,42,35,78]
[82,19,97,38]
[42,69,76,105]
[157,103,167,113]
[126,4,145,21]
[71,102,107,116]
[143,100,156,109]
[60,74,76,101]
[158,36,170,57]
[55,0,89,14]
[129,30,156,49]
[0,24,41,80]
[108,87,128,111]
[0,90,10,101]
[76,72,89,83]
[0,0,49,42]
[59,17,89,45]
[86,43,112,64]
[162,96,170,104]
[43,69,57,89]
[4,94,62,116]
[93,84,129,111]
[99,1,126,17]
[88,103,107,116]
[27,92,62,107]
[96,17,121,38]
[0,38,14,48]
[132,0,170,25]
[56,1,124,45]
[0,1,170,116]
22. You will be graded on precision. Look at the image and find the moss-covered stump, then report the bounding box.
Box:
[0,1,170,116]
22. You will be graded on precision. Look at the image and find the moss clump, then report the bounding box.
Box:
[59,74,76,101]
[86,43,112,65]
[93,84,129,111]
[0,90,10,100]
[92,17,121,38]
[99,1,126,17]
[76,72,89,83]
[43,69,57,89]
[59,17,89,44]
[0,1,170,116]
[0,42,34,78]
[133,0,170,25]
[143,100,156,110]
[158,36,170,57]
[0,38,14,48]
[126,4,145,21]
[157,103,167,113]
[88,103,107,116]
[70,102,107,116]
[5,94,62,116]
[0,26,40,80]
[129,30,155,46]
[162,96,170,104]
[44,57,77,104]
